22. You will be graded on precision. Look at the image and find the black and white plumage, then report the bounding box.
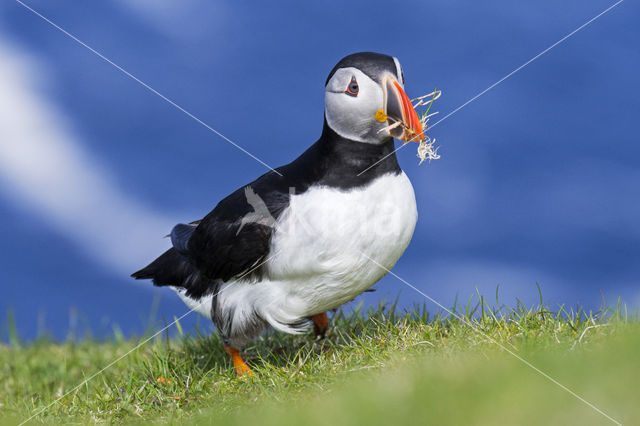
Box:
[132,52,425,358]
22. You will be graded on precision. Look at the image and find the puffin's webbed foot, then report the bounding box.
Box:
[311,312,329,339]
[224,345,253,377]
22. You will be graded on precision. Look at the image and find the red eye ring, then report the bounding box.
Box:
[345,76,359,96]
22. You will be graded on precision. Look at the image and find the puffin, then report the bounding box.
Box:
[132,52,425,376]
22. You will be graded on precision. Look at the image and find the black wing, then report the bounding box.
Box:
[132,169,291,299]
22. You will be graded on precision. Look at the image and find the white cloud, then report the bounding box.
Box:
[113,0,227,39]
[0,39,175,275]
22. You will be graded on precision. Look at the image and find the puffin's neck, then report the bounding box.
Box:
[317,118,402,179]
[273,119,403,192]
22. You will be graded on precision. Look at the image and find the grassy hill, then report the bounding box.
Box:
[1,300,637,425]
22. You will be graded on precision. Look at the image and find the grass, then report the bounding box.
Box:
[0,297,638,425]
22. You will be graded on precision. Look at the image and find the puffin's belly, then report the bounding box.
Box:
[266,171,417,316]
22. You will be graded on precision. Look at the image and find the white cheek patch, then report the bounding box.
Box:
[324,67,387,144]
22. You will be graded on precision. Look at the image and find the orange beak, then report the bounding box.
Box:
[384,77,425,142]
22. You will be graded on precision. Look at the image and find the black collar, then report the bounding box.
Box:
[273,119,401,191]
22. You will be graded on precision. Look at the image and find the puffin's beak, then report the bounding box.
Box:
[384,77,424,142]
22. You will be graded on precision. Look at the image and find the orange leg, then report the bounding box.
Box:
[224,345,253,377]
[311,312,329,339]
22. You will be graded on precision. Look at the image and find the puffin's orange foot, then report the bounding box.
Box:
[311,312,329,339]
[224,345,253,377]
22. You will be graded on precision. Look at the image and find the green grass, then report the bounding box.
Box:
[1,298,638,425]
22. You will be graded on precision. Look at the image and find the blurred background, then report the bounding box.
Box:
[0,0,638,341]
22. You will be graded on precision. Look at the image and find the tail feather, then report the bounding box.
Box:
[132,248,217,299]
[132,248,193,285]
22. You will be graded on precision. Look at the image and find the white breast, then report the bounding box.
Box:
[262,171,418,319]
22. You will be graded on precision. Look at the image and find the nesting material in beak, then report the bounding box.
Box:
[384,76,425,142]
[379,77,442,165]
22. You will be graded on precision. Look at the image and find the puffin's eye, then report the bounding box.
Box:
[345,76,359,96]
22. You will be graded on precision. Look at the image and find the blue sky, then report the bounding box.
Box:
[0,0,638,340]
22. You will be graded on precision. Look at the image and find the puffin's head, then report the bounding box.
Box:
[324,52,424,145]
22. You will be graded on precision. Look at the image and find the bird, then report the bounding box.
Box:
[132,52,425,376]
